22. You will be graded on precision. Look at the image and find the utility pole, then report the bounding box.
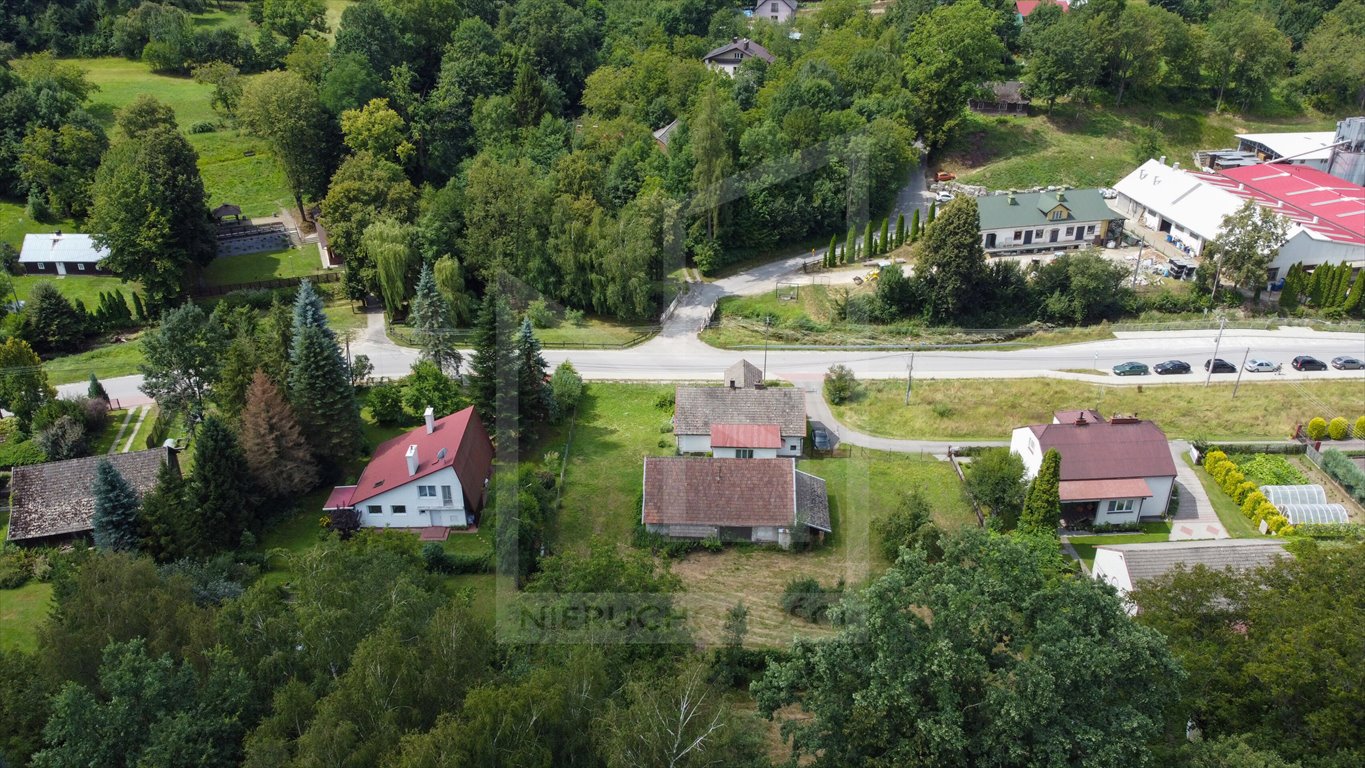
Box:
[1204,315,1227,387]
[1209,247,1224,303]
[762,314,772,380]
[1131,242,1144,288]
[1232,347,1250,397]
[904,353,914,405]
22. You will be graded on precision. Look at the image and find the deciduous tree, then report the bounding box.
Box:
[916,196,986,324]
[964,447,1027,530]
[238,70,334,221]
[1208,200,1289,295]
[138,303,224,424]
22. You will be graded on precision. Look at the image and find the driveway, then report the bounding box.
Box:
[795,376,1007,455]
[1167,441,1228,541]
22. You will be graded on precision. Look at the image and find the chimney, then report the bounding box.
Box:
[732,35,739,43]
[729,379,736,388]
[1075,413,1088,426]
[405,444,419,476]
[424,406,435,434]
[1173,162,1181,170]
[1159,155,1167,165]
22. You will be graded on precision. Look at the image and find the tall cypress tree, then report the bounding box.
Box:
[825,235,837,268]
[863,220,873,259]
[911,209,921,242]
[880,218,890,255]
[895,214,905,247]
[92,459,141,552]
[188,414,257,553]
[844,227,855,265]
[87,373,109,403]
[928,201,937,225]
[240,370,318,498]
[1020,449,1062,535]
[1279,263,1301,311]
[410,261,463,375]
[287,281,360,468]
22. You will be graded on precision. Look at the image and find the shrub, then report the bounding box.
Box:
[1209,459,1232,484]
[1220,469,1245,496]
[1295,523,1365,541]
[1320,449,1365,504]
[1306,417,1328,441]
[421,543,494,574]
[36,415,88,461]
[1233,481,1258,505]
[1265,514,1289,534]
[564,308,584,326]
[0,549,31,589]
[525,298,557,329]
[188,121,217,133]
[1355,416,1365,439]
[780,577,842,624]
[1327,417,1349,440]
[654,392,675,410]
[824,364,858,405]
[1241,491,1268,518]
[1202,450,1228,471]
[1255,501,1278,525]
[367,383,406,426]
[0,438,46,466]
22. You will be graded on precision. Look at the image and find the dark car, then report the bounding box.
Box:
[1204,358,1236,374]
[1154,360,1191,375]
[1331,356,1363,370]
[1112,361,1149,376]
[1292,356,1327,371]
[813,427,832,451]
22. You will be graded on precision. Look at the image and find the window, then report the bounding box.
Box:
[771,1,778,9]
[1013,230,1022,240]
[36,263,45,270]
[1050,210,1065,221]
[1034,229,1043,237]
[1065,226,1074,237]
[77,263,87,271]
[392,505,407,514]
[1087,225,1096,235]
[441,486,453,506]
[1105,499,1136,513]
[418,485,436,498]
[367,505,382,515]
[735,449,755,458]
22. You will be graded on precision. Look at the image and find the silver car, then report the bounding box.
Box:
[1244,359,1280,373]
[1331,356,1363,370]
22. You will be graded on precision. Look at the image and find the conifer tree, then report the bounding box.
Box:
[410,261,463,375]
[1279,263,1301,311]
[910,209,921,242]
[240,370,318,498]
[92,459,141,552]
[863,221,874,258]
[257,298,293,387]
[288,321,362,469]
[467,291,516,429]
[1343,273,1364,317]
[131,292,146,322]
[844,227,855,265]
[1019,448,1062,535]
[880,218,890,254]
[291,279,331,341]
[87,373,109,403]
[928,201,937,225]
[1330,262,1351,307]
[516,317,550,440]
[138,462,189,562]
[826,235,837,268]
[214,330,260,418]
[895,213,905,247]
[188,414,257,553]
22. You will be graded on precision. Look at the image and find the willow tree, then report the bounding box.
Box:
[364,218,418,317]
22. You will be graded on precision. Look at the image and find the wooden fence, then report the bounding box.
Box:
[192,270,340,297]
[946,449,986,528]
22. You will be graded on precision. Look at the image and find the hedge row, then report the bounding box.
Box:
[1305,415,1365,441]
[1320,449,1365,506]
[1202,451,1295,535]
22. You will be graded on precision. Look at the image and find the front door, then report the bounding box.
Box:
[1023,230,1033,245]
[985,232,997,248]
[1049,229,1059,243]
[56,262,67,276]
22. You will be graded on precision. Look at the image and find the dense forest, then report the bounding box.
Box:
[2,0,1361,323]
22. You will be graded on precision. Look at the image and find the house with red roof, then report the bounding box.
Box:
[1009,411,1177,527]
[1016,0,1068,19]
[672,360,807,457]
[325,406,493,535]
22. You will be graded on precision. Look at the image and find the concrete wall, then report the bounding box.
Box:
[678,434,803,456]
[982,221,1101,253]
[356,466,468,528]
[676,434,711,454]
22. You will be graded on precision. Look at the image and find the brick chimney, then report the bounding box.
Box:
[405,444,419,476]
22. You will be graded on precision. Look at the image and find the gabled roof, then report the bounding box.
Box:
[652,118,680,148]
[1024,418,1176,481]
[703,37,775,64]
[674,386,806,437]
[1059,478,1153,502]
[348,407,493,510]
[7,448,175,542]
[977,188,1116,230]
[642,457,828,530]
[1192,164,1365,247]
[19,233,109,264]
[1096,539,1288,584]
[1016,0,1069,16]
[724,359,764,388]
[1235,131,1336,162]
[1112,159,1243,242]
[711,423,782,449]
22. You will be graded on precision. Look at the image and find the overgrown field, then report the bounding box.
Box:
[833,379,1365,441]
[940,105,1340,190]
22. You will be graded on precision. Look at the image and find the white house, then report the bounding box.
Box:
[1009,410,1177,527]
[1092,539,1289,612]
[673,360,806,457]
[702,37,775,76]
[19,232,110,275]
[325,406,493,534]
[757,0,797,23]
[976,188,1123,254]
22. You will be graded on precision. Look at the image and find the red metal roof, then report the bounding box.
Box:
[1016,0,1069,16]
[1060,478,1153,502]
[348,407,493,511]
[710,423,782,449]
[324,485,356,510]
[1032,419,1177,482]
[1191,164,1365,247]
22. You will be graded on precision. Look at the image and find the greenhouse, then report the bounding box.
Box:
[1259,485,1351,525]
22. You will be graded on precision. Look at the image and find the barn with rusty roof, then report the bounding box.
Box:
[641,457,829,548]
[6,447,178,546]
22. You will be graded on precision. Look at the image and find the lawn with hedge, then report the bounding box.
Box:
[1202,450,1294,536]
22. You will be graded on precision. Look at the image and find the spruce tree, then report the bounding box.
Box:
[257,298,293,387]
[410,261,463,375]
[87,373,109,403]
[214,330,260,418]
[240,370,318,498]
[291,279,332,342]
[1020,448,1062,535]
[138,462,189,562]
[188,414,257,553]
[516,317,550,440]
[92,459,142,552]
[910,209,921,242]
[467,291,516,430]
[288,320,362,469]
[880,218,890,254]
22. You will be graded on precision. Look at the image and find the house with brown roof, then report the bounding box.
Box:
[642,457,829,548]
[6,447,178,546]
[1008,411,1177,526]
[324,406,493,538]
[673,360,806,457]
[702,37,775,76]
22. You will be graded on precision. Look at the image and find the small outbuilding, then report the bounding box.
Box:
[19,232,111,275]
[1092,539,1290,611]
[6,447,179,546]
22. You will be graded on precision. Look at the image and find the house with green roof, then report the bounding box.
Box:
[976,188,1124,255]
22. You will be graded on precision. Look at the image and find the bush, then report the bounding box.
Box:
[1306,417,1328,441]
[1295,523,1365,541]
[36,415,88,461]
[1202,450,1228,471]
[824,364,858,405]
[1255,501,1278,525]
[564,308,585,326]
[0,549,31,589]
[188,121,217,133]
[367,383,406,426]
[1241,491,1268,518]
[874,491,943,562]
[0,438,46,466]
[524,298,557,329]
[780,577,841,624]
[654,392,675,410]
[1320,449,1365,505]
[1327,417,1349,440]
[1233,481,1257,505]
[1355,416,1365,439]
[421,542,495,574]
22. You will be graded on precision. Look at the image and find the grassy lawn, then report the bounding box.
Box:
[73,56,224,129]
[1182,455,1266,538]
[832,379,1365,442]
[126,405,160,452]
[12,274,138,308]
[674,449,976,647]
[0,199,79,250]
[390,315,654,349]
[941,104,1340,190]
[203,244,324,286]
[0,581,53,653]
[323,299,367,334]
[92,408,130,454]
[190,130,291,218]
[44,338,145,386]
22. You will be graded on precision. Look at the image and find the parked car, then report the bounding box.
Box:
[934,191,954,203]
[1204,358,1236,373]
[935,171,956,181]
[1331,356,1363,370]
[1245,359,1281,373]
[813,428,831,451]
[1112,361,1149,376]
[1153,360,1191,375]
[1291,356,1327,371]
